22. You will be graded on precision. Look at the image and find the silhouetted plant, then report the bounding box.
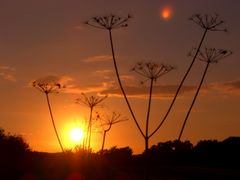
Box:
[131,62,174,152]
[32,77,65,153]
[0,127,30,169]
[85,15,145,138]
[76,93,107,150]
[178,48,232,140]
[97,112,127,152]
[150,13,228,138]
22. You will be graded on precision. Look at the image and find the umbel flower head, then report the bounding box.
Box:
[189,47,233,63]
[97,111,128,127]
[131,62,174,83]
[76,93,107,109]
[85,14,132,30]
[32,76,65,94]
[190,13,227,32]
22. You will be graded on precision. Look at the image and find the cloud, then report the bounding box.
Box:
[33,75,73,85]
[81,55,112,62]
[64,82,115,94]
[0,65,16,81]
[209,80,240,95]
[99,84,196,98]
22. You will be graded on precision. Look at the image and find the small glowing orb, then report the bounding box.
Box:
[161,6,173,20]
[69,127,84,142]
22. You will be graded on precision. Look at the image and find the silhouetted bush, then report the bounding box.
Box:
[0,127,31,178]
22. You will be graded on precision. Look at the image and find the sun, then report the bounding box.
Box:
[69,127,84,143]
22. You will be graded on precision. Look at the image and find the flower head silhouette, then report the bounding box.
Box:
[85,14,132,30]
[32,76,65,153]
[190,13,227,32]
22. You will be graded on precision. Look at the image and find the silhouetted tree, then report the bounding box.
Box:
[150,14,227,138]
[76,93,107,150]
[131,62,174,152]
[178,48,232,140]
[0,127,30,171]
[32,76,65,153]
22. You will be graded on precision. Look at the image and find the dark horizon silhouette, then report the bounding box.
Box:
[1,127,240,179]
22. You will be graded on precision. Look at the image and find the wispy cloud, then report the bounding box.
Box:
[81,55,112,63]
[209,80,240,95]
[0,65,16,81]
[64,82,115,94]
[99,84,196,99]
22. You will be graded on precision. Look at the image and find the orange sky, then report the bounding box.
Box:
[0,0,240,154]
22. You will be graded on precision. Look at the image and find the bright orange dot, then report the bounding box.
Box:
[161,6,173,20]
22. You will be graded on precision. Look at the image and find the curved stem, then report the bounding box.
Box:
[149,28,208,138]
[145,78,154,152]
[178,61,210,140]
[45,93,64,153]
[101,123,112,152]
[108,29,145,138]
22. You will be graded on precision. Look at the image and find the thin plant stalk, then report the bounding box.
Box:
[86,15,144,138]
[149,29,207,138]
[32,76,65,153]
[178,48,232,140]
[108,30,144,138]
[87,107,93,150]
[98,112,127,152]
[76,94,107,150]
[131,62,174,152]
[150,13,227,138]
[45,93,65,153]
[145,78,154,152]
[178,61,210,140]
[101,125,111,152]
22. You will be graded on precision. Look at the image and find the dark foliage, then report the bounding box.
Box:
[0,128,30,179]
[1,131,240,179]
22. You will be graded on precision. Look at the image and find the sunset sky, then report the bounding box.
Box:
[0,0,240,154]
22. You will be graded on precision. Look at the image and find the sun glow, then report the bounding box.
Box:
[62,118,87,149]
[69,127,84,143]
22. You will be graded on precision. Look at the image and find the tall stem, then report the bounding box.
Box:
[84,120,90,150]
[45,93,64,153]
[149,28,208,138]
[108,29,145,138]
[88,107,93,150]
[145,78,154,152]
[101,131,107,152]
[178,61,210,140]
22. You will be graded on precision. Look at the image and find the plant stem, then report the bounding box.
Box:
[45,93,64,153]
[145,78,154,152]
[178,61,210,140]
[88,107,93,150]
[108,29,145,138]
[149,28,208,138]
[101,131,107,152]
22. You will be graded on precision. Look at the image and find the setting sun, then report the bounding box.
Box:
[69,127,84,143]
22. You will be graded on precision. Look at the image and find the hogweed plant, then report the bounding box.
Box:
[131,62,174,151]
[150,13,228,138]
[97,112,127,152]
[76,93,107,150]
[32,78,65,153]
[85,15,144,138]
[178,47,232,140]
